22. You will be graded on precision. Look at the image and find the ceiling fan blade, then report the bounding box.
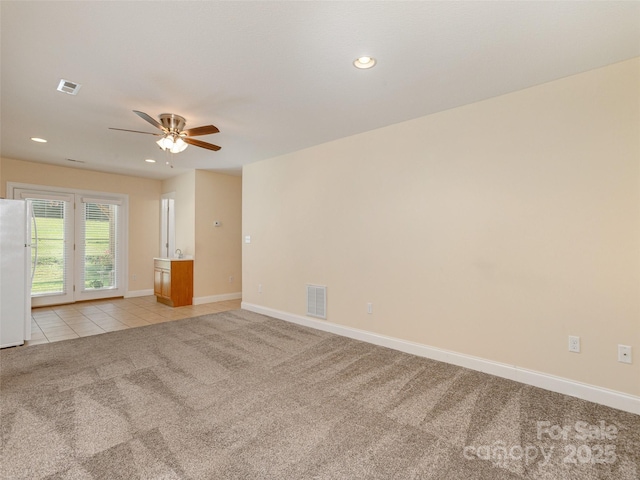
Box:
[108,127,162,135]
[133,110,165,131]
[183,137,221,151]
[182,125,219,137]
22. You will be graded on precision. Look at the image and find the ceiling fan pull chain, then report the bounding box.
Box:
[164,148,174,168]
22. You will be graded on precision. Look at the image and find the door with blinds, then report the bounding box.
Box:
[74,196,124,302]
[14,190,75,307]
[13,187,126,306]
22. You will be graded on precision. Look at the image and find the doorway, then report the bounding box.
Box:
[161,192,175,258]
[11,185,127,307]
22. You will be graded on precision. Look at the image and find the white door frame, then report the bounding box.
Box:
[8,182,129,306]
[161,192,176,258]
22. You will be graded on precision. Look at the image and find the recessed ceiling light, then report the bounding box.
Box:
[145,159,156,163]
[31,137,47,143]
[353,56,376,69]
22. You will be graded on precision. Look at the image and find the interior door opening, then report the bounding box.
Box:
[161,193,175,258]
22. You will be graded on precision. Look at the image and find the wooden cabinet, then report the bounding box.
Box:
[154,259,193,307]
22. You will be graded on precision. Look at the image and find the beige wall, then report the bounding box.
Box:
[162,170,242,300]
[194,171,242,298]
[243,58,640,396]
[1,158,162,293]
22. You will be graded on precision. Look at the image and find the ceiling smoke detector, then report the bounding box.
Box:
[57,79,81,95]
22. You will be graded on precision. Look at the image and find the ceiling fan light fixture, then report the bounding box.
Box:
[172,137,188,153]
[156,136,171,150]
[112,110,220,152]
[156,135,188,153]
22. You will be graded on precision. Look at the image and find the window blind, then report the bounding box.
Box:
[80,200,119,291]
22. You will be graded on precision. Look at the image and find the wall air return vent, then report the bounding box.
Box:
[57,79,81,95]
[306,284,327,319]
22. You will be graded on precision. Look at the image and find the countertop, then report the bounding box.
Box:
[154,257,194,262]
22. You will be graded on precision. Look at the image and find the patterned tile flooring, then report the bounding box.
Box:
[27,296,242,346]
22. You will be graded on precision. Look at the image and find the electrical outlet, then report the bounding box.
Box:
[132,274,137,281]
[618,345,632,364]
[228,276,233,283]
[568,336,580,353]
[258,284,262,293]
[367,303,373,314]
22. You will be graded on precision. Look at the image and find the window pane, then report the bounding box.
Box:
[82,202,118,290]
[30,199,67,295]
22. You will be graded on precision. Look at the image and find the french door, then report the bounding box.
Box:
[13,187,126,307]
[17,191,75,306]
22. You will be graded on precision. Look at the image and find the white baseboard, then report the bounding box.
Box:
[194,292,242,305]
[241,302,640,415]
[125,289,154,298]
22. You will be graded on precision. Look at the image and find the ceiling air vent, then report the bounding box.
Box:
[57,79,81,95]
[306,284,327,319]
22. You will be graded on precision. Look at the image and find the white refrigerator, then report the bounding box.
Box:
[0,199,32,348]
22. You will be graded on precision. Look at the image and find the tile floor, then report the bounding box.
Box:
[27,296,242,346]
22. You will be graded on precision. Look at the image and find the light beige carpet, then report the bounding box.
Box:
[1,309,638,479]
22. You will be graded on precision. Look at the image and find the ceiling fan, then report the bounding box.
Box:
[110,110,221,153]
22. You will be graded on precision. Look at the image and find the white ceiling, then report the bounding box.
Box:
[1,1,639,180]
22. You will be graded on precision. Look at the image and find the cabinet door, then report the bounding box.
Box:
[154,268,163,296]
[161,270,171,298]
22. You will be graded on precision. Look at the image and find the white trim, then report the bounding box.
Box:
[16,192,71,202]
[7,182,127,204]
[80,196,123,206]
[241,302,640,415]
[194,292,242,305]
[125,289,154,298]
